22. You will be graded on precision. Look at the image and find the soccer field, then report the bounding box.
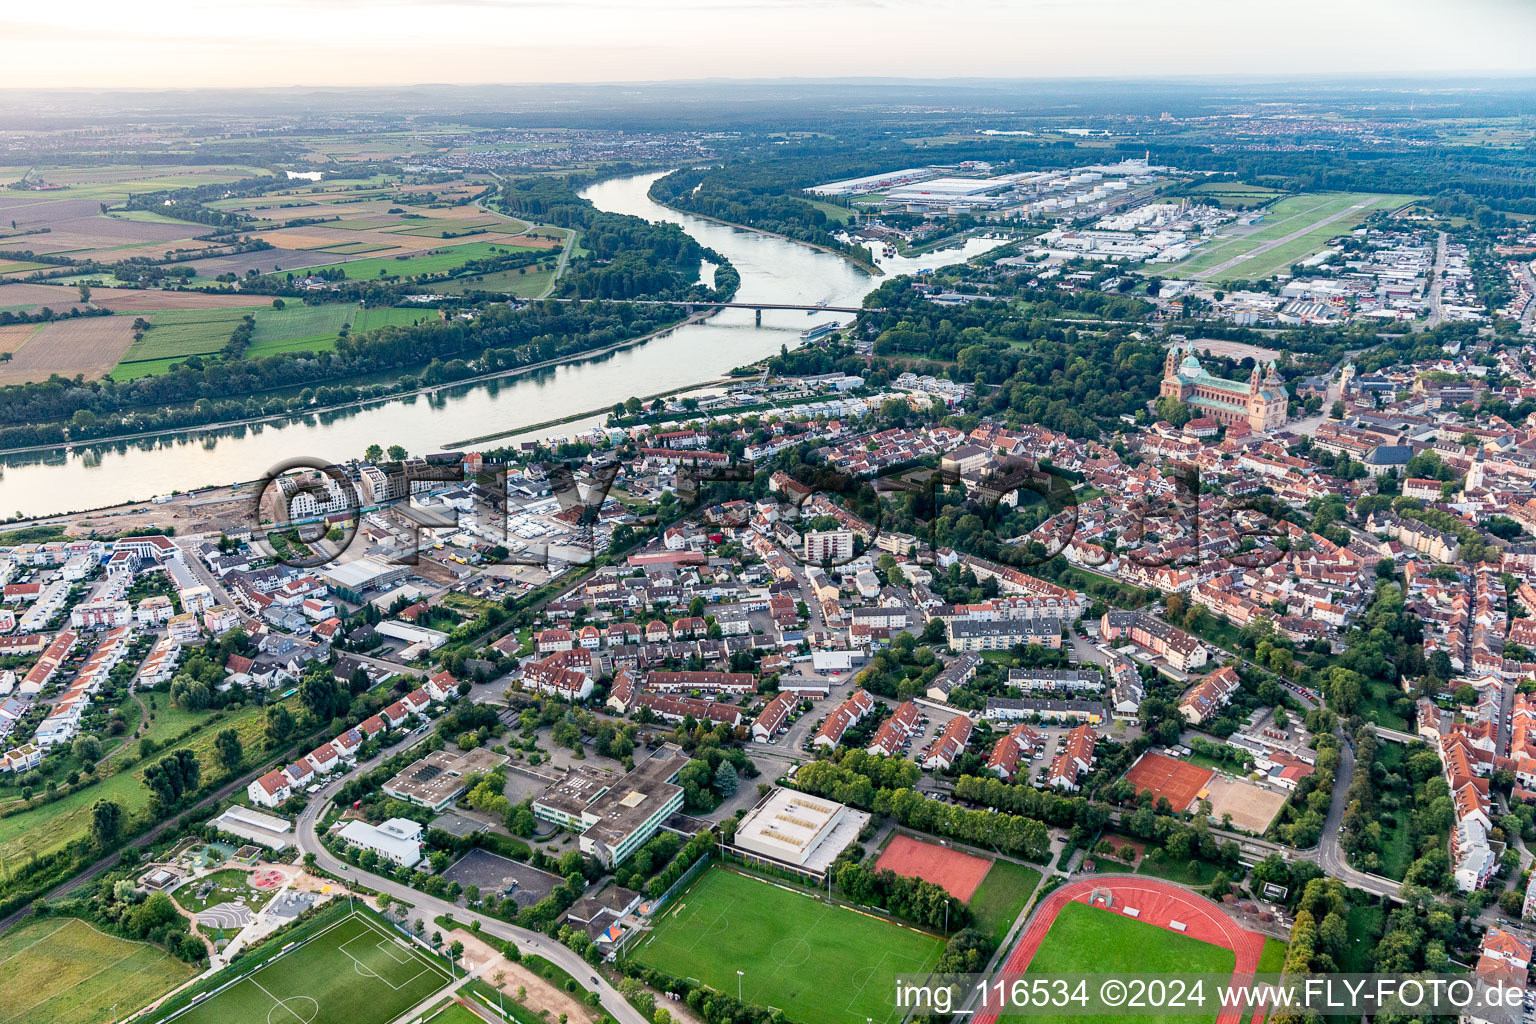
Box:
[636,868,946,1024]
[159,912,452,1024]
[1004,902,1235,1024]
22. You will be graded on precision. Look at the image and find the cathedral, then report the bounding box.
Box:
[1159,339,1289,433]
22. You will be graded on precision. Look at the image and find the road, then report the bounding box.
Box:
[1314,737,1403,899]
[1371,724,1421,746]
[1425,231,1448,329]
[473,171,575,303]
[174,538,248,618]
[1265,676,1404,898]
[294,737,650,1024]
[536,226,577,300]
[1519,258,1536,332]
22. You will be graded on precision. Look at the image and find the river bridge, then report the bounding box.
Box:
[544,296,879,324]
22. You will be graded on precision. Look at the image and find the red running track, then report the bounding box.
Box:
[972,878,1268,1024]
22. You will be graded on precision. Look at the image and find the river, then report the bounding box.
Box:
[0,171,1000,519]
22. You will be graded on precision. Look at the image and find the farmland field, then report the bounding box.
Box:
[243,305,430,358]
[157,912,451,1024]
[109,356,193,381]
[119,308,253,362]
[248,304,354,345]
[390,217,516,237]
[441,266,556,298]
[0,323,41,355]
[0,168,268,259]
[0,316,137,383]
[320,241,401,255]
[112,303,433,374]
[0,283,272,315]
[354,306,433,332]
[332,217,402,231]
[2,166,267,194]
[635,867,946,1024]
[0,916,195,1024]
[295,240,543,280]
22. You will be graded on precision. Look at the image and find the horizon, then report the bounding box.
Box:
[7,70,1536,95]
[3,0,1534,91]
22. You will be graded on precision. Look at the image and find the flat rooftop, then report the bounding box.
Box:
[536,764,616,819]
[383,748,505,809]
[579,743,688,848]
[733,788,868,873]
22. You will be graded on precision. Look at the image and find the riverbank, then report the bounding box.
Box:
[442,376,731,449]
[644,186,885,278]
[0,307,716,461]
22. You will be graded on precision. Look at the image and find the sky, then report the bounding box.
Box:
[3,0,1534,91]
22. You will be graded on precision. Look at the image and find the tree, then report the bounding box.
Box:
[714,760,739,798]
[364,444,384,463]
[71,734,103,763]
[300,671,347,722]
[449,940,464,963]
[387,445,408,461]
[214,728,243,774]
[265,703,295,745]
[142,749,200,811]
[77,283,91,304]
[169,673,212,711]
[90,799,122,850]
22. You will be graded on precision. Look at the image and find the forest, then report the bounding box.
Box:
[649,164,874,266]
[855,277,1166,438]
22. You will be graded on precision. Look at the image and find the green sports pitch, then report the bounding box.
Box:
[157,912,452,1024]
[1004,901,1236,1024]
[634,867,946,1024]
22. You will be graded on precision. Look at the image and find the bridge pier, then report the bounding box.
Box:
[755,308,761,326]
